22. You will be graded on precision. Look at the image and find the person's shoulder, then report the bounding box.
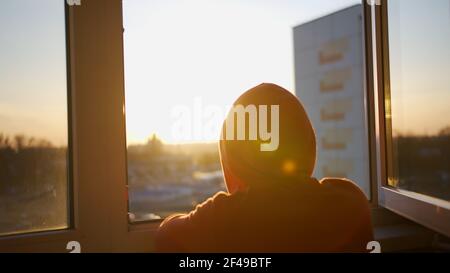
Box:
[188,191,234,220]
[194,191,230,210]
[319,177,368,201]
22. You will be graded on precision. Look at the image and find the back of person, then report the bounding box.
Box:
[240,178,372,253]
[156,83,373,253]
[156,177,372,253]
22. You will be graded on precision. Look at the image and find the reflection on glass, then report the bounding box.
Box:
[0,0,69,236]
[387,0,450,200]
[123,0,361,221]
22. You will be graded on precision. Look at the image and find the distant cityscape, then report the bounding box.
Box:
[127,135,226,221]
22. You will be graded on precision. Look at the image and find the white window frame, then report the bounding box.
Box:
[365,0,450,238]
[0,0,158,253]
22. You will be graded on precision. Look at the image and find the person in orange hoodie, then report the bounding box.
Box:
[155,83,373,253]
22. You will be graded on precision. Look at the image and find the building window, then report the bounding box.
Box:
[0,0,70,236]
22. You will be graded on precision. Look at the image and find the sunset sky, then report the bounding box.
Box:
[1,0,449,146]
[122,0,361,144]
[0,0,67,146]
[387,0,450,137]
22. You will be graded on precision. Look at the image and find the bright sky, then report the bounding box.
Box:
[0,0,67,146]
[123,0,361,144]
[2,0,447,147]
[388,0,450,137]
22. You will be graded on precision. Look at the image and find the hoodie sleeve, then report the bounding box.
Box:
[155,191,230,253]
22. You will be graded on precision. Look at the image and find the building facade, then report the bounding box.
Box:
[294,5,370,197]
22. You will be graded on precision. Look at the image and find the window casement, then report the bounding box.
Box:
[0,0,156,253]
[364,0,450,238]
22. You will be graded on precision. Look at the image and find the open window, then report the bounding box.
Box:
[366,0,450,237]
[0,0,157,253]
[121,0,370,224]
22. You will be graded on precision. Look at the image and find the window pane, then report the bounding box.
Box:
[123,0,363,222]
[0,0,69,236]
[387,0,450,200]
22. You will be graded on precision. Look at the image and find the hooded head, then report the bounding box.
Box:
[219,83,317,194]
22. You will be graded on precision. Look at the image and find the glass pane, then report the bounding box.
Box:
[0,0,69,236]
[387,0,450,200]
[123,0,364,222]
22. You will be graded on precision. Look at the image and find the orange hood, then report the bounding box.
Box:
[220,83,317,193]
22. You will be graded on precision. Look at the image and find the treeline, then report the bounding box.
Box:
[2,130,448,198]
[0,134,67,195]
[396,134,450,174]
[127,134,220,171]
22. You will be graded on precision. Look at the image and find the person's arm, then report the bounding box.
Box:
[154,192,229,253]
[155,214,189,253]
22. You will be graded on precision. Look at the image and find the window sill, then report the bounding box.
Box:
[372,207,437,252]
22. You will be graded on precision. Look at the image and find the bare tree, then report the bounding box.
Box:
[439,126,450,137]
